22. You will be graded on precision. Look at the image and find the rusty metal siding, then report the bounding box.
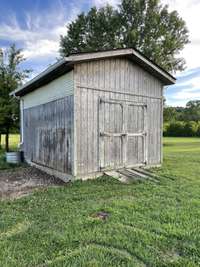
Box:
[74,58,163,175]
[23,96,73,174]
[22,71,74,109]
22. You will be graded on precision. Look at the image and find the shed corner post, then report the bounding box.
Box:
[143,103,148,166]
[160,91,164,164]
[72,67,78,178]
[20,98,24,146]
[98,96,104,171]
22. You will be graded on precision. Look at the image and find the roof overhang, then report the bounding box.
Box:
[11,60,74,97]
[11,48,176,97]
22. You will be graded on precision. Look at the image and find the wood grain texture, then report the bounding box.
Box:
[75,58,163,98]
[22,56,164,178]
[23,96,73,174]
[74,57,163,175]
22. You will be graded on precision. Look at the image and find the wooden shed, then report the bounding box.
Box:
[11,48,176,181]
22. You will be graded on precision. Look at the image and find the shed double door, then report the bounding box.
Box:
[99,98,147,170]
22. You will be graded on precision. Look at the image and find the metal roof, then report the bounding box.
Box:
[11,48,176,97]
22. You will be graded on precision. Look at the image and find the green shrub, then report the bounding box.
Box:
[163,123,170,136]
[183,121,198,137]
[196,122,200,137]
[163,121,200,137]
[166,121,185,137]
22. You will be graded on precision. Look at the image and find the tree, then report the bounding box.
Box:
[0,45,31,151]
[184,100,200,121]
[163,106,177,122]
[60,0,189,72]
[60,6,121,55]
[163,105,186,122]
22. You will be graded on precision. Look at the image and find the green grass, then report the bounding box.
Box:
[0,137,200,266]
[0,134,21,169]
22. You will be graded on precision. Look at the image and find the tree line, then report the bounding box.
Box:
[164,101,200,137]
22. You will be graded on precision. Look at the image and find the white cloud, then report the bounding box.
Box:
[22,40,59,59]
[161,0,200,105]
[165,67,200,106]
[172,77,200,100]
[92,0,120,7]
[0,0,120,68]
[161,0,200,70]
[0,2,80,62]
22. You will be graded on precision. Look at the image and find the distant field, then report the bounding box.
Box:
[0,134,20,150]
[0,137,200,266]
[160,137,200,179]
[0,134,20,169]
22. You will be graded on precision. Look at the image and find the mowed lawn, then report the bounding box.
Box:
[0,137,200,266]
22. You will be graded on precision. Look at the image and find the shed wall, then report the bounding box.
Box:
[22,71,73,109]
[74,58,163,175]
[22,71,74,175]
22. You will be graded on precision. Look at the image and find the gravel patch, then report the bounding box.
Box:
[0,166,66,200]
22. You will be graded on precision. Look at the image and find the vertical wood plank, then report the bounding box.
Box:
[23,96,73,174]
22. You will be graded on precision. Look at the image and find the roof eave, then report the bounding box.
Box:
[11,59,73,97]
[66,48,176,85]
[130,50,176,85]
[11,48,176,97]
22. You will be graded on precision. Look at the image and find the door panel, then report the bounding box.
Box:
[99,99,123,169]
[126,104,146,166]
[104,101,123,167]
[126,136,144,166]
[99,98,147,170]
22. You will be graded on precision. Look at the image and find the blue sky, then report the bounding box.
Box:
[0,0,199,106]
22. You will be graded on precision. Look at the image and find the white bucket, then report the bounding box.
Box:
[6,152,22,164]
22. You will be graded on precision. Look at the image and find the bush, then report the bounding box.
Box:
[184,121,198,137]
[165,121,185,137]
[163,121,200,137]
[196,123,200,137]
[163,123,170,136]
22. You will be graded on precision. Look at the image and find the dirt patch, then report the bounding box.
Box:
[92,211,110,221]
[0,166,66,200]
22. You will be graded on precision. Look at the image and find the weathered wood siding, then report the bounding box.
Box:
[74,58,163,175]
[22,71,74,174]
[21,58,164,178]
[23,96,73,174]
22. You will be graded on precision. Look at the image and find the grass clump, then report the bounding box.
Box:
[0,137,200,266]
